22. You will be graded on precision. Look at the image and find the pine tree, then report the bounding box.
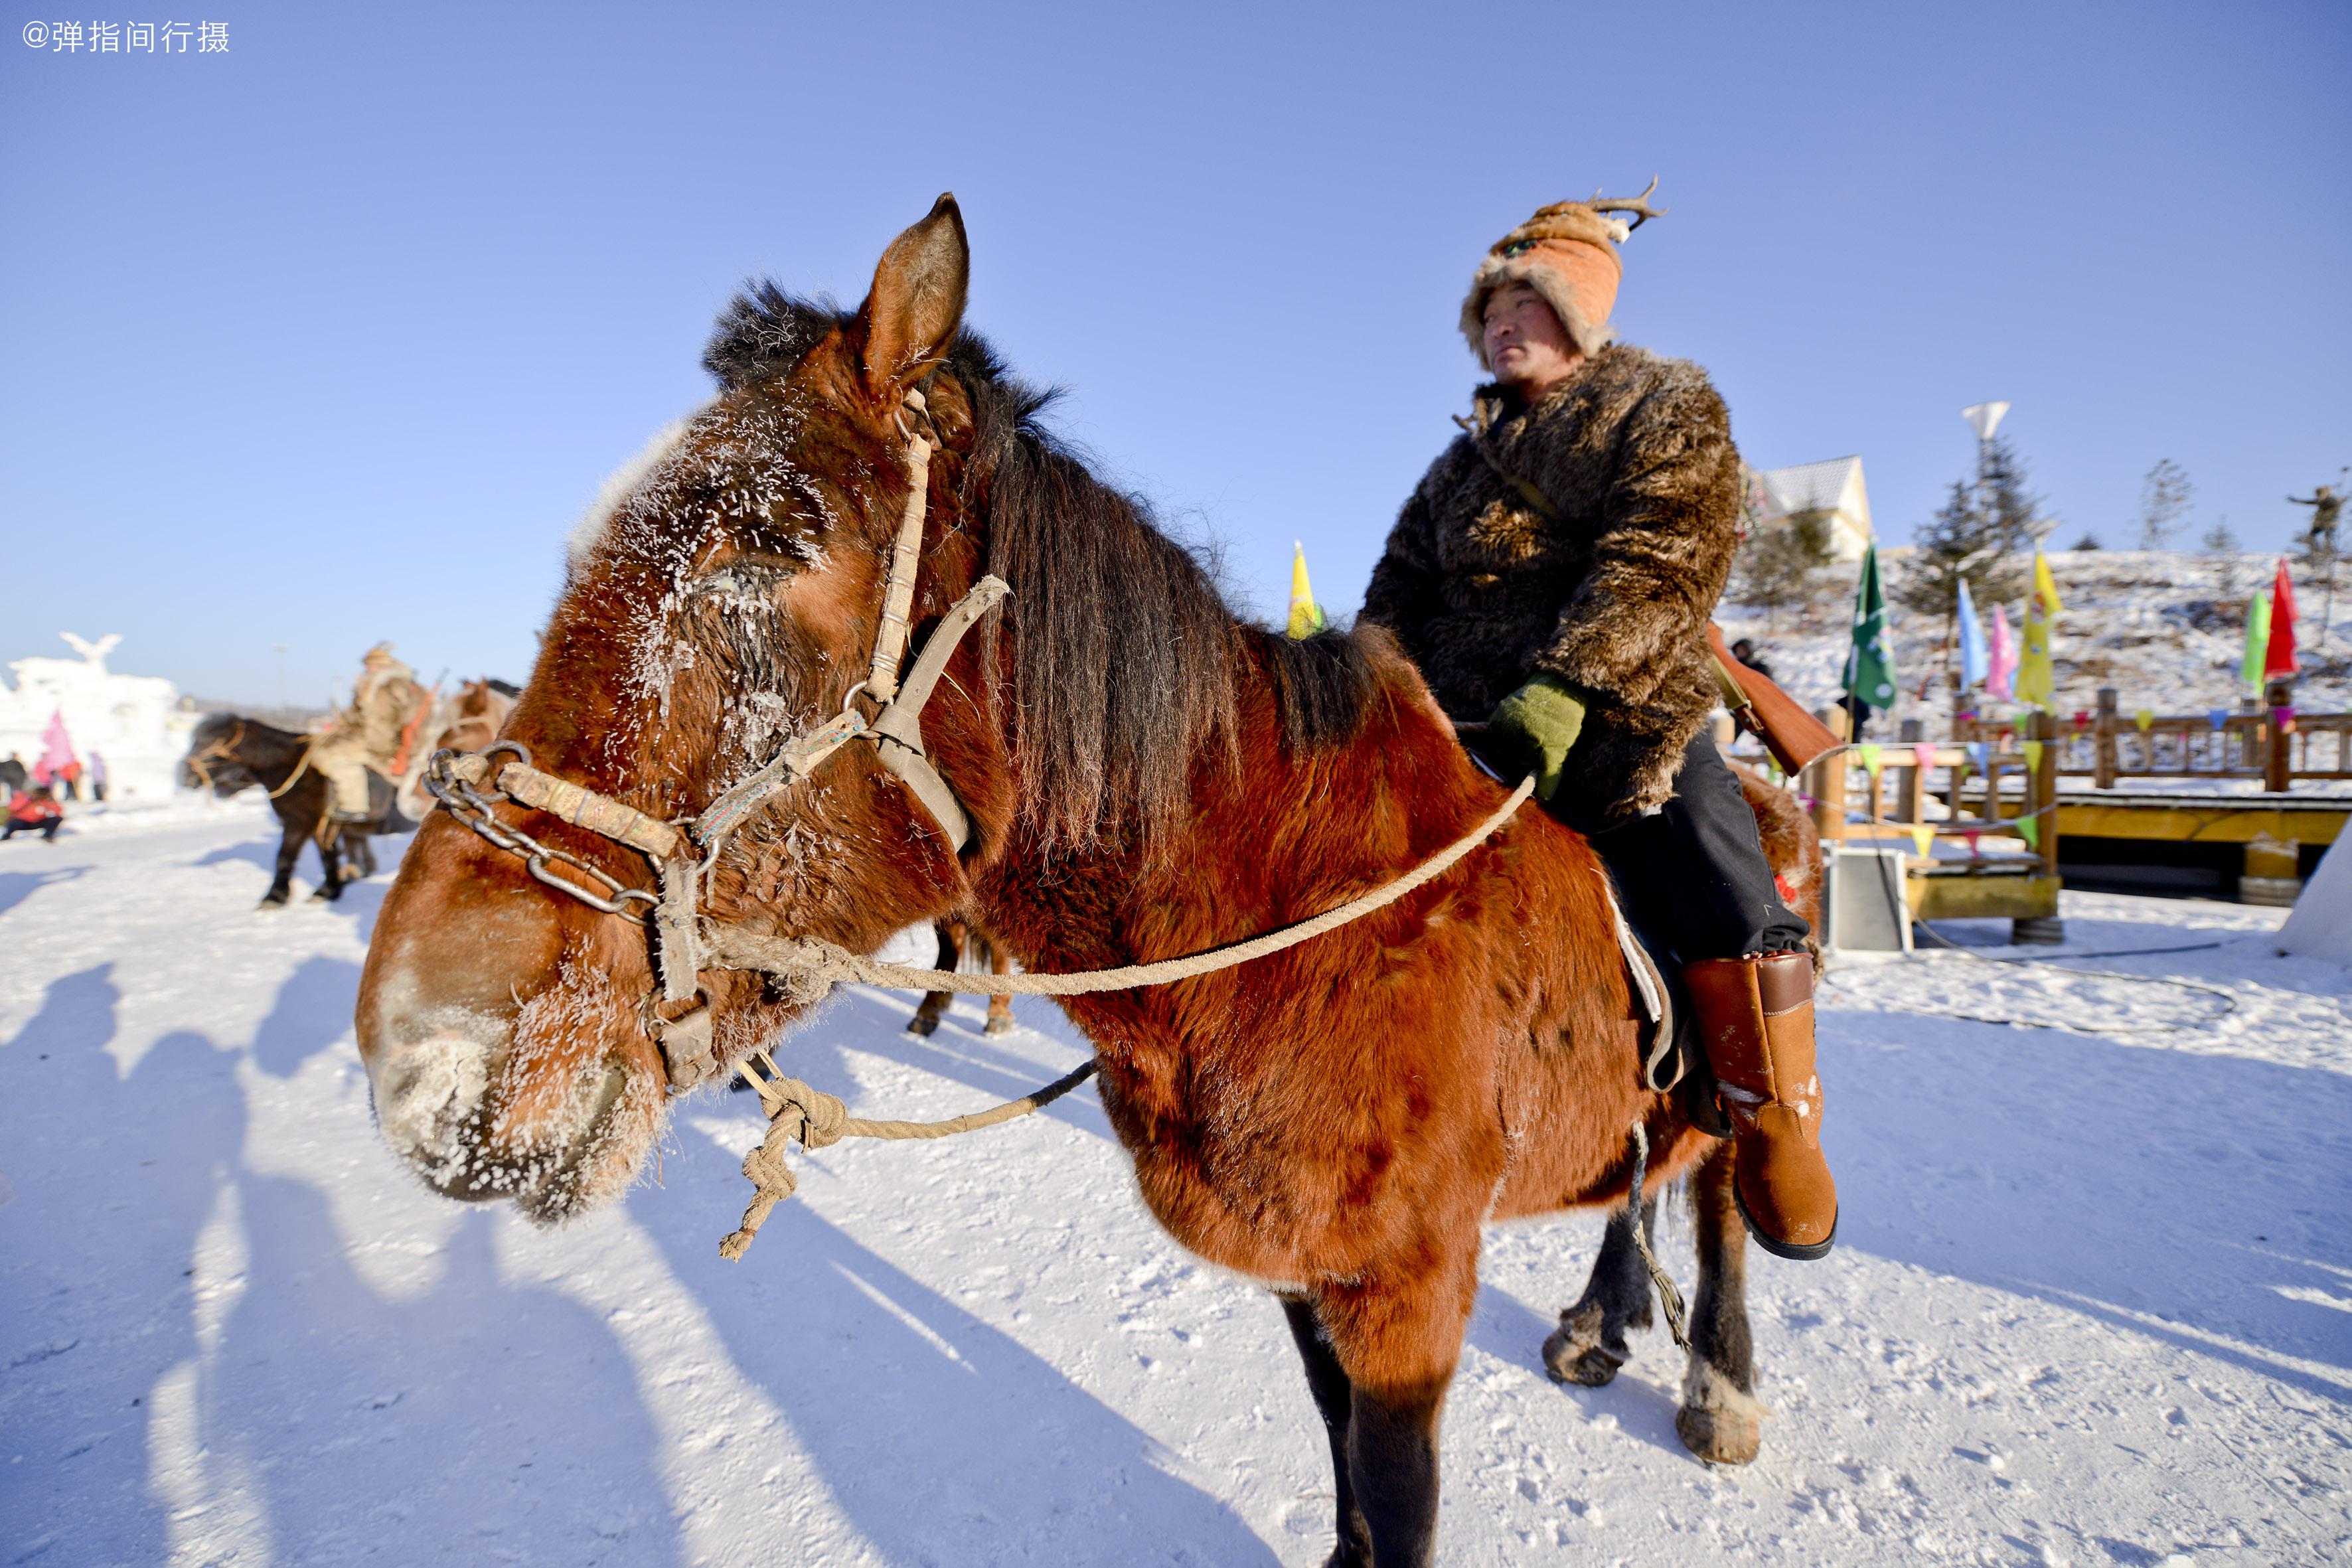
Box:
[1894,435,2037,622]
[2137,458,2193,549]
[1732,508,1837,631]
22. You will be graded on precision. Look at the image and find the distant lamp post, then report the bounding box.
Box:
[272,644,289,711]
[1962,402,2009,444]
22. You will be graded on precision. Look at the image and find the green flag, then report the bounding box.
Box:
[2240,588,2272,690]
[1843,544,1898,714]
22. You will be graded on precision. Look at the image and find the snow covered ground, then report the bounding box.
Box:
[5,807,2351,1567]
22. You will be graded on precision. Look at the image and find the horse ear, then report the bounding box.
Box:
[854,193,969,398]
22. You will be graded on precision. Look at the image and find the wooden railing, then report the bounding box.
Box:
[1950,682,2352,792]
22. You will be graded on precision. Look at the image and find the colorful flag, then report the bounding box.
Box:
[2241,589,2272,689]
[2021,739,2044,773]
[1911,824,1936,858]
[2264,558,2298,678]
[2134,708,2155,732]
[2013,607,2055,710]
[2207,708,2229,732]
[2017,814,2040,851]
[1986,603,2017,700]
[1285,541,1326,640]
[2033,552,2063,616]
[1843,544,1898,713]
[1956,576,1989,690]
[1857,743,1883,776]
[1913,743,1937,775]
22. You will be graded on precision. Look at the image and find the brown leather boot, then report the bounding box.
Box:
[1683,951,1838,1260]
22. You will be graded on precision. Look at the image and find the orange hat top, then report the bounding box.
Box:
[1460,179,1666,368]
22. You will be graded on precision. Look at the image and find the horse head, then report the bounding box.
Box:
[182,712,291,797]
[358,196,1026,1220]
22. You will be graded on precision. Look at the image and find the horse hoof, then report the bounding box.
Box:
[1543,1332,1626,1387]
[258,898,287,911]
[983,1015,1015,1036]
[1542,1308,1628,1387]
[1676,1364,1764,1464]
[1676,1402,1761,1465]
[906,1014,940,1037]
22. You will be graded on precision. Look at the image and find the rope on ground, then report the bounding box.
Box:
[1625,1121,1691,1354]
[1826,855,2244,1033]
[719,1050,1100,1261]
[702,774,1537,1000]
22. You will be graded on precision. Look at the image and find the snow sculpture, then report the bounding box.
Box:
[0,633,198,805]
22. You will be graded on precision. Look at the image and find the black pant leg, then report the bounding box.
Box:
[1589,734,1810,965]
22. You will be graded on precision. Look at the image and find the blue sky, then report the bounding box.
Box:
[3,1,2346,704]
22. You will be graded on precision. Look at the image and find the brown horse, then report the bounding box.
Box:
[395,678,518,821]
[358,196,1820,1566]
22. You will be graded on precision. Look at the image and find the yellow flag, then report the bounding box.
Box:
[1911,824,1935,858]
[1285,541,1326,640]
[2013,607,2055,709]
[2021,739,2043,772]
[1857,743,1883,776]
[2033,552,2063,616]
[2134,708,2155,732]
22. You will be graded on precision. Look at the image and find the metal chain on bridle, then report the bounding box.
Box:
[423,385,1541,1258]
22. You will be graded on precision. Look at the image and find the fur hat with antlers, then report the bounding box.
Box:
[1460,179,1665,367]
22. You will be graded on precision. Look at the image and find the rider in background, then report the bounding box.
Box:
[1361,191,1838,1261]
[313,643,429,825]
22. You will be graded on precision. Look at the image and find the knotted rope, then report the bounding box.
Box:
[720,1049,1101,1259]
[1625,1120,1691,1353]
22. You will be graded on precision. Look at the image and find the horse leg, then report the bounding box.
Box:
[311,830,344,901]
[1304,1267,1465,1568]
[1674,1138,1764,1464]
[982,936,1014,1036]
[1542,1195,1658,1386]
[907,920,959,1036]
[1281,1297,1373,1567]
[345,827,376,880]
[261,822,301,908]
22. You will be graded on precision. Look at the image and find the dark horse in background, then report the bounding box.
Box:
[183,714,415,906]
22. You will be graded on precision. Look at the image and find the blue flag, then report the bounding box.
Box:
[1956,577,1988,690]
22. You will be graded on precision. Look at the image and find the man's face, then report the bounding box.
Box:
[1480,282,1580,396]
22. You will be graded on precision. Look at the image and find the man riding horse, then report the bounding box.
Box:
[1362,187,1839,1260]
[315,643,430,825]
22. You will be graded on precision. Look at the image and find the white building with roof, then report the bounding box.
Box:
[1756,455,1873,562]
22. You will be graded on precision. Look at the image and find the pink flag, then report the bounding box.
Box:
[38,709,76,777]
[2264,558,2299,678]
[1986,604,2017,700]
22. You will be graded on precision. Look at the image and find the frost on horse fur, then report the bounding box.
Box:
[358,194,1820,1564]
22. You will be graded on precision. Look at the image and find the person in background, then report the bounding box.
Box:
[88,751,108,803]
[54,757,81,801]
[1730,637,1776,683]
[0,752,25,801]
[5,785,64,842]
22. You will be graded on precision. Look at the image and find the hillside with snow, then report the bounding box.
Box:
[1717,549,2352,737]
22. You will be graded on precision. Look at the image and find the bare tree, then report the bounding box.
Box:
[1732,508,1837,632]
[2201,516,2240,599]
[2138,458,2193,550]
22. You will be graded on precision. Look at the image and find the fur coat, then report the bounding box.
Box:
[1362,343,1742,830]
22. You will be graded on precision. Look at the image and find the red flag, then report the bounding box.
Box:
[2264,558,2299,677]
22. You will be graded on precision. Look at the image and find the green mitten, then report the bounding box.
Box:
[1486,674,1591,803]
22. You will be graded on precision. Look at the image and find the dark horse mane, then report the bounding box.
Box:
[189,711,309,779]
[704,281,1381,848]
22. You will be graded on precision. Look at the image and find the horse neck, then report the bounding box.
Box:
[968,638,1494,1015]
